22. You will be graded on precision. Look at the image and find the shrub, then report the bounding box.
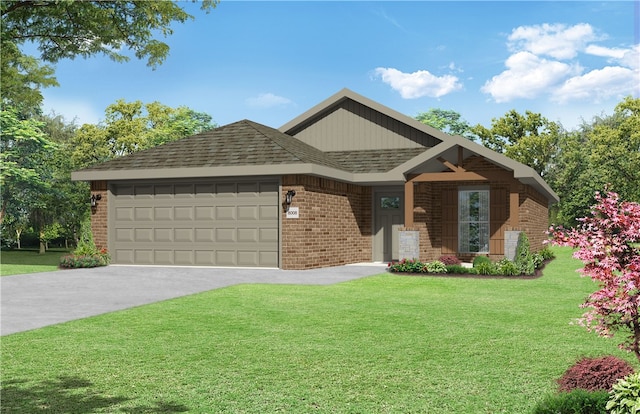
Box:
[530,389,609,414]
[539,247,556,261]
[475,261,500,276]
[446,265,476,275]
[60,253,107,269]
[74,218,98,256]
[438,255,461,265]
[425,260,447,274]
[472,256,491,268]
[606,372,640,414]
[388,259,425,273]
[557,356,635,392]
[59,219,111,269]
[514,232,538,275]
[515,231,530,261]
[498,259,520,276]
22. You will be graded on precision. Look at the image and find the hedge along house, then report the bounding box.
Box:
[72,88,558,270]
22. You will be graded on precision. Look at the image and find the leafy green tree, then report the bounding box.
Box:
[548,97,640,227]
[471,110,562,178]
[415,108,475,140]
[0,108,63,253]
[1,0,217,113]
[70,100,216,167]
[0,108,56,223]
[40,113,89,247]
[0,40,58,116]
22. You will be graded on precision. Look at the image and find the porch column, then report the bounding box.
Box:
[509,182,520,228]
[404,179,414,228]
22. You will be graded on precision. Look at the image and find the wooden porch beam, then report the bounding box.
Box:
[510,182,520,228]
[437,157,461,173]
[408,170,513,182]
[404,179,415,228]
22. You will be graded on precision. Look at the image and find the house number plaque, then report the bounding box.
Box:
[286,207,299,219]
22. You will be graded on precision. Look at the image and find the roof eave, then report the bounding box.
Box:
[71,163,355,183]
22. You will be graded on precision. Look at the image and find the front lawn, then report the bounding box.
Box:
[0,249,69,276]
[1,247,636,413]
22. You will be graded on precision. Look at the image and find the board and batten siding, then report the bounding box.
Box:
[291,99,440,151]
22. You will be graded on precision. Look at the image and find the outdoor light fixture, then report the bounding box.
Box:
[90,193,102,208]
[283,190,296,211]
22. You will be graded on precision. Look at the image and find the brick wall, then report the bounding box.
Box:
[519,186,549,252]
[409,174,547,262]
[281,175,372,269]
[90,181,108,251]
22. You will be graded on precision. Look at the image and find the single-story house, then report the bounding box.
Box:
[72,88,559,269]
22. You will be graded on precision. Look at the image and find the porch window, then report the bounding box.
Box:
[458,189,489,253]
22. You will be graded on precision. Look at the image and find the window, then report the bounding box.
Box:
[380,196,400,209]
[458,189,489,253]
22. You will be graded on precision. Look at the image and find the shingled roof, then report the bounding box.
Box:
[327,149,426,173]
[76,119,420,175]
[72,88,558,203]
[79,119,348,172]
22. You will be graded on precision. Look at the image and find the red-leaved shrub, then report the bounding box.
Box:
[557,356,634,392]
[438,255,461,265]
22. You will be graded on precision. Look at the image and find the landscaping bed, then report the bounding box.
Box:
[387,233,554,278]
[390,259,552,280]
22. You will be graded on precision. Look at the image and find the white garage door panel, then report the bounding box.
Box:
[110,179,279,267]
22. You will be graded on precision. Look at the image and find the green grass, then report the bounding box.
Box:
[0,248,69,276]
[1,247,636,413]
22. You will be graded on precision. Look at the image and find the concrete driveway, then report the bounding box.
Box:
[0,263,387,336]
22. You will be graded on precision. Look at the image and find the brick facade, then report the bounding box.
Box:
[407,169,549,262]
[90,181,108,251]
[281,175,372,269]
[518,185,549,252]
[90,172,548,269]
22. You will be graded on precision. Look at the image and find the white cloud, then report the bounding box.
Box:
[585,45,627,59]
[508,23,598,59]
[481,52,578,102]
[621,45,640,70]
[551,66,638,104]
[484,21,639,104]
[374,67,462,99]
[245,93,293,108]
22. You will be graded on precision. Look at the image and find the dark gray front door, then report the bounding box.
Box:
[374,192,403,262]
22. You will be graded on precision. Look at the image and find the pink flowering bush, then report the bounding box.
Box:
[548,190,640,362]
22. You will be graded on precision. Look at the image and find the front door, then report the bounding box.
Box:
[374,192,404,262]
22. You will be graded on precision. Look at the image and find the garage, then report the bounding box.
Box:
[109,178,279,267]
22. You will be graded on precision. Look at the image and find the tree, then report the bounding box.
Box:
[40,113,89,247]
[547,97,640,227]
[0,107,62,253]
[0,40,58,116]
[70,100,216,167]
[1,0,217,113]
[0,107,56,223]
[472,110,562,178]
[415,108,475,140]
[549,191,640,362]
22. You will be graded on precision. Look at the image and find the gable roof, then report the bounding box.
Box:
[281,88,558,202]
[72,89,558,203]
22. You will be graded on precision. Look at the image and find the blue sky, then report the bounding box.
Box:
[39,1,639,131]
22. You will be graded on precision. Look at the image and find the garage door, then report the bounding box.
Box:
[110,179,279,267]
